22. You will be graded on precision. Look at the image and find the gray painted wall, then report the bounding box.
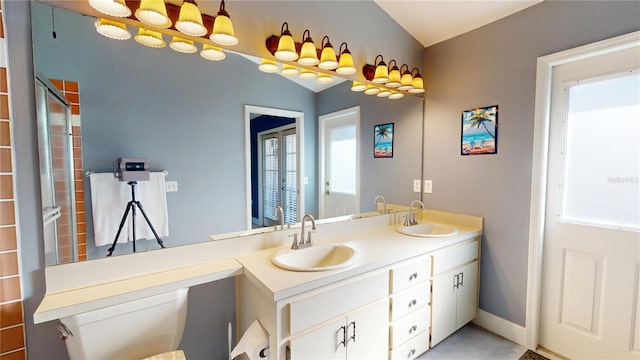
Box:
[422,0,640,326]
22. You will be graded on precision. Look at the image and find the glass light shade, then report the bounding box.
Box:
[281,64,299,76]
[210,14,238,45]
[200,44,226,61]
[258,58,279,73]
[318,46,338,70]
[373,63,389,83]
[275,34,298,61]
[135,0,172,28]
[377,88,392,98]
[336,52,356,75]
[169,36,198,53]
[386,68,401,88]
[95,19,131,40]
[299,68,316,79]
[351,81,367,92]
[298,41,319,66]
[175,1,207,37]
[398,73,414,91]
[134,28,166,48]
[89,0,131,17]
[388,91,404,100]
[316,73,334,84]
[364,85,380,95]
[409,76,425,93]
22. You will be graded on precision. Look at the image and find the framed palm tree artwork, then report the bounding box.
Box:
[461,105,498,155]
[374,123,394,158]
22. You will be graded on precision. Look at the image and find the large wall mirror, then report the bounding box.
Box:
[31,0,424,265]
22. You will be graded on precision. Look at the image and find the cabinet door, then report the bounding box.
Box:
[346,299,389,360]
[455,260,478,328]
[430,269,457,346]
[290,317,347,360]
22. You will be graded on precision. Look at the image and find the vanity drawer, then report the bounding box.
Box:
[289,270,388,335]
[390,255,431,293]
[389,305,430,349]
[432,240,478,275]
[390,281,430,321]
[389,328,430,360]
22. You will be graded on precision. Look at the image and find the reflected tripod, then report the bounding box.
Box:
[107,181,165,256]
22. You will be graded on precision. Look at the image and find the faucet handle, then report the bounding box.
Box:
[306,230,315,245]
[289,233,299,249]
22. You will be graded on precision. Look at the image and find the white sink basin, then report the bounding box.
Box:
[396,222,458,238]
[271,243,358,272]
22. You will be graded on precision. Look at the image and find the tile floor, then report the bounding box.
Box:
[417,323,527,359]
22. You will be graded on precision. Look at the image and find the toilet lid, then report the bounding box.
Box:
[141,350,186,360]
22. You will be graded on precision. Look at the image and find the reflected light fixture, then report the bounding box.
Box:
[175,0,207,37]
[351,81,367,92]
[274,22,298,61]
[377,88,392,98]
[281,64,299,76]
[298,30,319,66]
[336,42,356,75]
[258,58,279,73]
[409,68,425,93]
[386,60,401,88]
[95,18,131,40]
[210,0,238,46]
[169,36,198,53]
[134,27,166,48]
[89,0,131,17]
[200,44,226,61]
[299,68,316,79]
[135,0,172,28]
[318,36,338,70]
[316,73,334,84]
[364,84,380,95]
[388,91,404,100]
[372,55,389,84]
[398,64,413,91]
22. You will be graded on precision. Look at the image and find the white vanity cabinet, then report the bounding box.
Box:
[430,239,479,346]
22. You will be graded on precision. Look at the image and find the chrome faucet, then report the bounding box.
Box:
[273,206,285,231]
[405,200,425,226]
[291,214,316,249]
[374,195,387,214]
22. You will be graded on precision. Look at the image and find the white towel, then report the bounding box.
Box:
[89,173,130,247]
[133,172,169,241]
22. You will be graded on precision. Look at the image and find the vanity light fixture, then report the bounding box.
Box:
[134,27,166,48]
[377,88,392,98]
[299,68,317,79]
[298,30,319,66]
[318,36,338,70]
[388,91,404,100]
[398,64,414,91]
[281,63,299,76]
[336,42,356,75]
[89,0,131,17]
[316,72,334,84]
[95,18,131,40]
[209,0,238,46]
[169,36,198,53]
[200,44,226,61]
[175,0,207,37]
[364,84,380,95]
[409,68,425,93]
[386,60,401,88]
[275,22,298,61]
[258,58,279,73]
[351,81,367,92]
[372,55,389,84]
[135,0,172,29]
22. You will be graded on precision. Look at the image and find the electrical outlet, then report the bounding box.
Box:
[424,180,433,194]
[165,181,178,192]
[413,179,421,193]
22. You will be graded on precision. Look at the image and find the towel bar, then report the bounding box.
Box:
[85,169,169,178]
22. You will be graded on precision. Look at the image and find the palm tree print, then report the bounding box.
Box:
[374,123,393,146]
[465,106,497,139]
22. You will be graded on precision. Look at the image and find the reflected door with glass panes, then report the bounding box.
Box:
[260,128,298,227]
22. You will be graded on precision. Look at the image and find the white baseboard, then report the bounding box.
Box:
[472,309,528,348]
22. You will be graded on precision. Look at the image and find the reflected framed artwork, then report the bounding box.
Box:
[461,105,498,155]
[374,123,394,158]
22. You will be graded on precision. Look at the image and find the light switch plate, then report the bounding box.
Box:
[424,180,432,194]
[413,179,421,193]
[165,181,178,192]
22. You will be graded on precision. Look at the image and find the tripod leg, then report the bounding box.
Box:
[107,201,133,256]
[134,201,166,249]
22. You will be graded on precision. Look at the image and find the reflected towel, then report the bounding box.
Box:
[89,173,130,247]
[133,172,169,241]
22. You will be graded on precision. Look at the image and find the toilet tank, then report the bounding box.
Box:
[60,288,189,360]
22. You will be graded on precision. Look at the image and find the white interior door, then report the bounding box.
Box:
[540,44,640,359]
[320,107,360,218]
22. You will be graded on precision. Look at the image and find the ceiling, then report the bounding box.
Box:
[374,0,543,47]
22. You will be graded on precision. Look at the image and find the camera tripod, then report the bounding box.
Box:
[107,181,165,256]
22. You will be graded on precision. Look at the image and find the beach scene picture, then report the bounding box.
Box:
[461,105,498,155]
[374,123,394,158]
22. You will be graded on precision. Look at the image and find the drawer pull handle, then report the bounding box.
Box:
[407,348,416,358]
[409,272,418,281]
[347,321,356,343]
[408,299,417,308]
[338,325,346,348]
[409,325,418,334]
